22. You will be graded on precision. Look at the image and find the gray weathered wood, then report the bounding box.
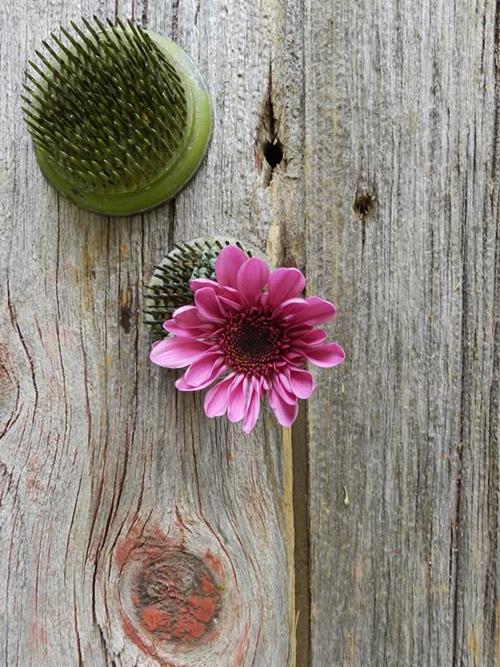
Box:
[0,1,301,665]
[1,0,498,665]
[303,0,499,665]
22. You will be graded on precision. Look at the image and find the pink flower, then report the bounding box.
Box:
[150,245,345,433]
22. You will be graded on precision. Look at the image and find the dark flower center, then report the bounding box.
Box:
[220,308,283,375]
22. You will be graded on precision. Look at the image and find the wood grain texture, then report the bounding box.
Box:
[0,1,303,665]
[303,0,499,665]
[1,0,499,665]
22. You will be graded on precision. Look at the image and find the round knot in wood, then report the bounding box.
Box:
[133,551,221,643]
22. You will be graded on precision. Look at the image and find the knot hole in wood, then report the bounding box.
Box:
[112,523,247,665]
[255,65,284,186]
[353,185,376,220]
[133,551,221,643]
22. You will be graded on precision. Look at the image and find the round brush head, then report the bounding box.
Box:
[144,239,254,341]
[22,17,212,216]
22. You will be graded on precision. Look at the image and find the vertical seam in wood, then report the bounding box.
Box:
[451,155,468,667]
[291,404,311,667]
[484,3,500,660]
[282,426,296,667]
[282,414,311,667]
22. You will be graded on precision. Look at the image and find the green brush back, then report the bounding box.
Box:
[22,18,212,215]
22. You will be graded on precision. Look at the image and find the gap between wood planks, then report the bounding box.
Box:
[257,61,310,665]
[283,406,311,667]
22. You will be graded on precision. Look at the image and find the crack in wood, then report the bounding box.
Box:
[255,64,284,188]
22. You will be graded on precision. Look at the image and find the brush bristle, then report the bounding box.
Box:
[144,239,253,341]
[23,17,188,193]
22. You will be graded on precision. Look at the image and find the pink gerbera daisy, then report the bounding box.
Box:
[150,245,345,433]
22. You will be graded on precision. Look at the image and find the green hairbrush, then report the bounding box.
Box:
[22,17,212,216]
[144,239,255,341]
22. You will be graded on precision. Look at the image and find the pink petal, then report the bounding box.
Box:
[298,329,328,346]
[275,298,305,317]
[227,375,246,423]
[242,378,263,434]
[288,368,315,399]
[215,245,249,288]
[183,352,225,387]
[204,374,235,417]
[303,342,345,367]
[296,296,337,324]
[268,389,299,427]
[279,296,336,325]
[190,278,220,292]
[283,350,306,365]
[190,279,243,309]
[273,374,297,405]
[268,268,306,307]
[163,319,211,339]
[176,374,222,392]
[150,338,210,368]
[170,305,201,324]
[237,257,270,304]
[219,299,242,314]
[194,288,226,322]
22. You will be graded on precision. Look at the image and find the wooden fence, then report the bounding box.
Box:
[0,0,498,665]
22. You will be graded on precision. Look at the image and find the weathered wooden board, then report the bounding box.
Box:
[303,0,499,665]
[0,0,498,665]
[0,1,302,665]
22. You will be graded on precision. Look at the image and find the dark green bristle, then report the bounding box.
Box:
[144,239,253,341]
[23,17,188,194]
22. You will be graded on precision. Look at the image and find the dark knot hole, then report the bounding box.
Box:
[263,140,283,169]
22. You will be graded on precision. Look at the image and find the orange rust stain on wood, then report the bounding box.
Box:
[133,550,221,643]
[116,526,222,652]
[120,611,174,667]
[26,476,45,495]
[29,623,47,651]
[141,606,172,633]
[204,549,225,579]
[115,535,137,570]
[234,623,250,666]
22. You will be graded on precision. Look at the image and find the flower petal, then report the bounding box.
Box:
[237,257,270,304]
[175,372,225,392]
[297,296,337,324]
[268,389,299,427]
[268,268,306,307]
[190,278,220,292]
[279,296,336,325]
[215,245,249,288]
[303,342,345,367]
[204,374,235,417]
[227,375,246,423]
[288,368,315,399]
[273,373,297,405]
[194,288,226,322]
[163,319,213,339]
[150,338,210,369]
[170,305,201,324]
[297,328,328,346]
[183,352,225,387]
[242,378,263,433]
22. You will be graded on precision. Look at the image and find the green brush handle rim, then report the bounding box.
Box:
[35,31,212,217]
